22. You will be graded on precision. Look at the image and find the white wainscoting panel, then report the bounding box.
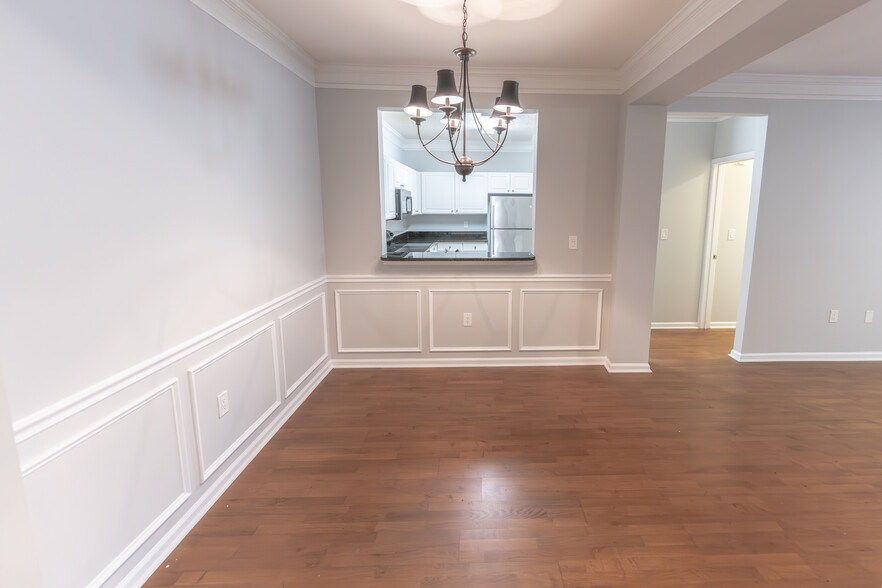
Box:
[22,381,189,588]
[429,289,513,352]
[335,290,422,353]
[520,289,603,351]
[188,323,281,483]
[278,293,329,397]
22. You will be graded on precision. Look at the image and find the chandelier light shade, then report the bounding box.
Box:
[404,0,521,181]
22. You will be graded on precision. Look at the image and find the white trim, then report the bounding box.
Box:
[694,73,882,101]
[603,359,653,374]
[188,0,316,85]
[188,323,282,483]
[731,350,882,363]
[315,63,621,95]
[621,0,742,92]
[278,293,329,398]
[519,289,603,351]
[118,360,331,588]
[327,274,613,283]
[13,276,326,443]
[651,322,700,330]
[334,290,423,353]
[333,357,605,368]
[428,289,513,352]
[710,321,736,329]
[667,114,730,124]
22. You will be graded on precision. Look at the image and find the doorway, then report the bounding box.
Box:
[698,155,754,329]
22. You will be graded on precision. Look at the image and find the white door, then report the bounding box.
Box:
[421,172,455,214]
[700,158,754,329]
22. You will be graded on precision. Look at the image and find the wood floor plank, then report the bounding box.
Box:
[145,330,882,587]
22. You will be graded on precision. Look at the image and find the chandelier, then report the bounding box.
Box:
[403,0,523,181]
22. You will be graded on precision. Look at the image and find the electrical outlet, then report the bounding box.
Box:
[568,235,578,250]
[660,228,669,240]
[829,309,839,323]
[217,390,230,418]
[866,310,875,324]
[727,229,736,241]
[464,220,468,228]
[463,312,473,327]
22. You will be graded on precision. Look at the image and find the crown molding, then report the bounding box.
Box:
[189,0,316,85]
[693,73,882,100]
[315,63,621,95]
[620,0,743,93]
[667,114,731,123]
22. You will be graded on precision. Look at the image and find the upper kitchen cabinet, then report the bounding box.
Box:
[422,172,488,214]
[421,172,455,214]
[454,173,488,214]
[488,172,534,194]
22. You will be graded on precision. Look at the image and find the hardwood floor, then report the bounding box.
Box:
[146,330,882,587]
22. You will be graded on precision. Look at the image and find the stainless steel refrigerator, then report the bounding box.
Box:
[488,193,534,254]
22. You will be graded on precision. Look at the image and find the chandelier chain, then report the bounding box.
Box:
[462,0,468,46]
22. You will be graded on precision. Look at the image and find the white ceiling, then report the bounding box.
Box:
[740,0,882,76]
[246,0,691,70]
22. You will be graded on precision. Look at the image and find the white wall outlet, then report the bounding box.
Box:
[660,228,669,241]
[727,228,737,241]
[829,309,839,323]
[464,221,468,228]
[568,235,578,250]
[463,312,473,327]
[866,310,874,324]
[217,390,230,418]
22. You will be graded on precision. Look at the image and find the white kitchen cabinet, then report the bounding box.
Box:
[461,242,488,252]
[510,173,534,194]
[454,172,488,213]
[421,172,456,214]
[383,159,397,220]
[487,172,534,194]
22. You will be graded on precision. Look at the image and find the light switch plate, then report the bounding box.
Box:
[866,310,874,324]
[217,390,230,418]
[463,312,473,327]
[727,229,737,241]
[660,228,669,240]
[829,309,839,323]
[568,236,578,250]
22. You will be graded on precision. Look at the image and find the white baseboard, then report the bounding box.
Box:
[710,322,736,329]
[603,359,653,374]
[651,322,699,330]
[731,350,882,363]
[332,356,606,369]
[119,359,331,587]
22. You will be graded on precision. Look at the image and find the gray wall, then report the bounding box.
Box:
[653,121,716,325]
[673,96,882,356]
[1,1,328,585]
[318,89,620,277]
[1,0,326,421]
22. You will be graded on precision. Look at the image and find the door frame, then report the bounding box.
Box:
[697,152,754,329]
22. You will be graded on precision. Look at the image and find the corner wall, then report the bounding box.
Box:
[0,2,329,585]
[672,96,882,359]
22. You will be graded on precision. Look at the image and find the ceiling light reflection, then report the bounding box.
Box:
[402,0,561,26]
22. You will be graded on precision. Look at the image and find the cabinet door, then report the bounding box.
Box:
[487,173,510,193]
[454,173,488,214]
[510,173,534,194]
[383,159,397,220]
[421,172,455,214]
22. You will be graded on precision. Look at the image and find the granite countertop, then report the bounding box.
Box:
[382,230,534,262]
